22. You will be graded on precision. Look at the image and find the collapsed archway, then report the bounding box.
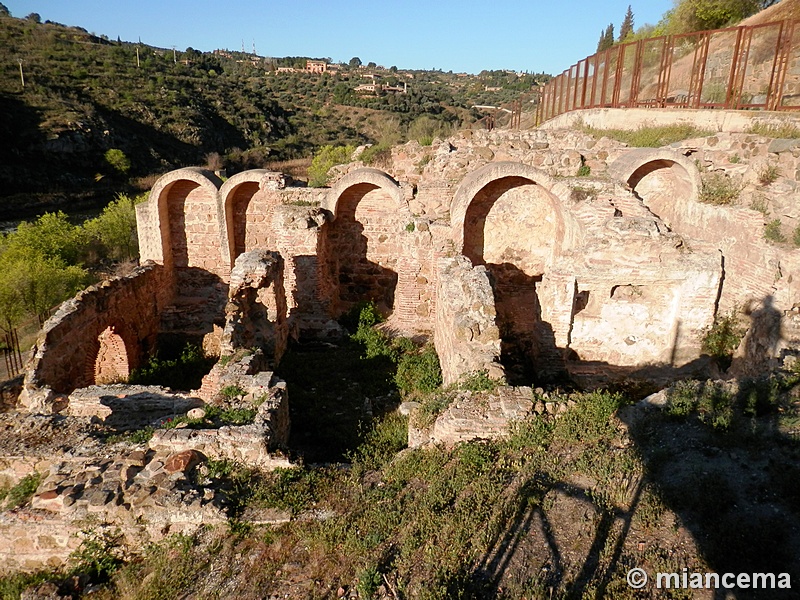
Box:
[609,150,700,233]
[458,169,569,383]
[91,325,131,385]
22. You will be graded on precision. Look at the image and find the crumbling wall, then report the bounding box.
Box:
[19,264,174,413]
[434,256,505,385]
[221,249,288,364]
[270,206,339,338]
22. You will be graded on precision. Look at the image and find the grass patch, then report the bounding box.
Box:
[746,122,800,139]
[794,225,800,247]
[765,219,787,243]
[580,123,713,147]
[698,171,741,205]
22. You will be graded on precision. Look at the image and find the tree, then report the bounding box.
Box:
[665,0,761,34]
[0,3,10,17]
[307,145,355,187]
[619,5,635,42]
[7,212,88,265]
[104,148,131,175]
[597,23,615,52]
[367,61,377,68]
[349,57,362,68]
[84,193,141,262]
[25,12,41,23]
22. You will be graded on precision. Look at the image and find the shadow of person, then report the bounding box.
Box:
[732,295,783,377]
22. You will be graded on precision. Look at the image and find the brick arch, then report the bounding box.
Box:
[608,150,701,231]
[450,163,581,384]
[146,168,225,271]
[323,172,409,318]
[451,162,579,261]
[86,323,138,386]
[220,170,273,264]
[323,168,410,220]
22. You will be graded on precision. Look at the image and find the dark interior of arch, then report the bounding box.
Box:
[463,176,560,384]
[326,182,400,319]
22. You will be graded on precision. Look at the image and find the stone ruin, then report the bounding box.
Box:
[3,113,800,570]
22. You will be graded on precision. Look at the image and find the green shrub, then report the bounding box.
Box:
[794,225,800,248]
[701,310,744,369]
[129,426,155,445]
[666,381,735,431]
[576,164,591,177]
[413,390,457,429]
[104,148,131,175]
[359,142,392,165]
[458,369,502,392]
[307,144,355,187]
[220,385,245,400]
[84,193,142,261]
[764,219,786,243]
[395,344,442,394]
[699,172,741,205]
[128,343,214,391]
[2,472,41,509]
[349,412,409,471]
[69,528,124,582]
[356,564,382,598]
[0,572,58,599]
[552,391,623,445]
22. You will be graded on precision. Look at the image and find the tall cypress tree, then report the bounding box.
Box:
[597,23,615,52]
[619,5,634,42]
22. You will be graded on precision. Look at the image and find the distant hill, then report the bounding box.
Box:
[0,14,547,218]
[743,0,800,24]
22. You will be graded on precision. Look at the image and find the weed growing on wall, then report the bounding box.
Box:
[0,472,41,510]
[764,219,787,243]
[698,172,741,205]
[580,123,713,147]
[758,164,780,185]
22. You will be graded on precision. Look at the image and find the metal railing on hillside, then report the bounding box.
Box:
[536,18,800,124]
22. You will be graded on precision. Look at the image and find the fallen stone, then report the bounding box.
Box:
[163,450,205,474]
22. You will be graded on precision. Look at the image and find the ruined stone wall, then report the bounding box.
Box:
[126,122,799,386]
[20,264,174,412]
[434,256,505,385]
[221,249,288,364]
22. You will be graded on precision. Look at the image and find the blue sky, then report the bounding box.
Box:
[3,1,674,75]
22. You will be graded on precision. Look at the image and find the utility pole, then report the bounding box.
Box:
[136,46,140,68]
[18,59,24,88]
[172,46,177,63]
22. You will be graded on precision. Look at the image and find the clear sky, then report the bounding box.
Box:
[3,1,674,75]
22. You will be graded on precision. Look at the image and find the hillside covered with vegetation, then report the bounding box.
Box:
[0,9,547,217]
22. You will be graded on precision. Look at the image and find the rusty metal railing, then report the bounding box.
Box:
[536,19,800,124]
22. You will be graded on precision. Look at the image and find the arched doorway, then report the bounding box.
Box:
[93,325,130,384]
[327,182,399,315]
[461,175,566,383]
